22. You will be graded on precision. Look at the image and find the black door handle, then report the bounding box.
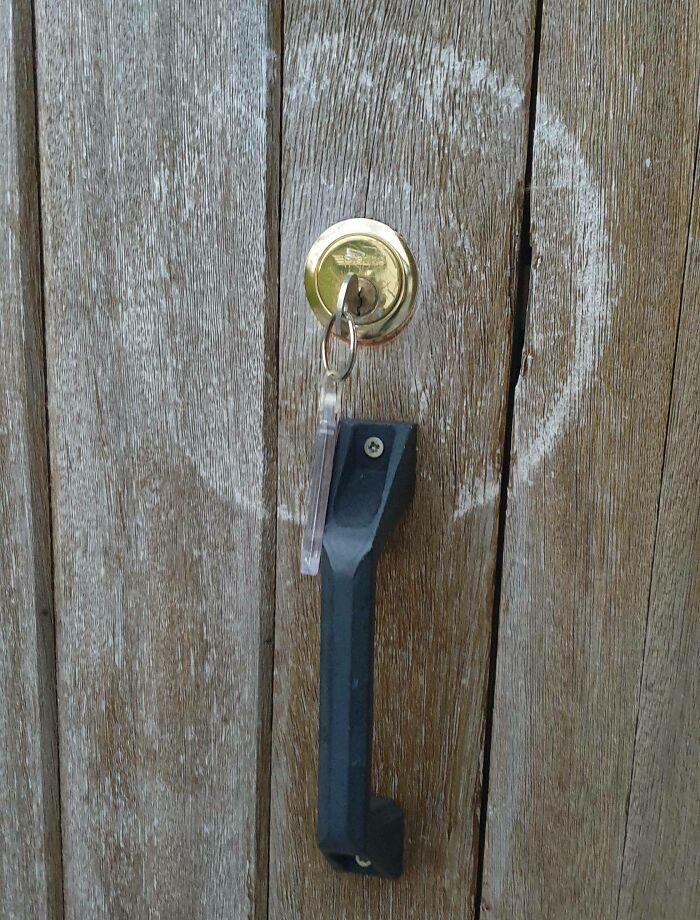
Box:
[317,419,417,878]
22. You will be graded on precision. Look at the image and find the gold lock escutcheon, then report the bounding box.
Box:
[304,218,418,345]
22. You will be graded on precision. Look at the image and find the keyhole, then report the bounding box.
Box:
[350,277,378,317]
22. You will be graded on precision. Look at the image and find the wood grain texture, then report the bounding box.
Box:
[269,2,537,916]
[1,1,62,916]
[484,2,700,917]
[615,136,700,920]
[34,2,280,916]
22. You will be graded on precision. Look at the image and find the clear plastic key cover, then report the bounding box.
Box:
[300,375,341,575]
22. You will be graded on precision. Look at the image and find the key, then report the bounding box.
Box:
[300,274,359,575]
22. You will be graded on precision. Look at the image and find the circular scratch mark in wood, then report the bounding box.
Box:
[455,85,616,517]
[511,97,617,487]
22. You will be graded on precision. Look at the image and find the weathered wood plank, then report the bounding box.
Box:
[615,139,700,920]
[269,3,537,916]
[484,2,700,917]
[1,1,62,916]
[34,3,280,916]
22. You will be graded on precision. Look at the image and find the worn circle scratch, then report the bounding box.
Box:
[511,97,616,487]
[454,83,616,517]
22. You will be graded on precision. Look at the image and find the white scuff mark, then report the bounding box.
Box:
[358,70,375,91]
[152,161,169,204]
[277,502,303,525]
[644,158,652,168]
[469,59,488,88]
[511,97,616,486]
[291,37,525,128]
[417,50,524,132]
[230,486,269,522]
[499,79,526,113]
[453,86,616,516]
[453,477,500,519]
[180,437,271,521]
[468,58,524,112]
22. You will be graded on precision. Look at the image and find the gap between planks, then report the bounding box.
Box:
[29,0,64,913]
[473,0,545,916]
[261,1,285,919]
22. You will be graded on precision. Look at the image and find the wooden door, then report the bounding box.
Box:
[2,1,698,917]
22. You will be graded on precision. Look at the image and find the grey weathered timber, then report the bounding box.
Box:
[484,2,700,917]
[269,2,537,917]
[34,2,280,917]
[1,0,62,916]
[615,139,700,920]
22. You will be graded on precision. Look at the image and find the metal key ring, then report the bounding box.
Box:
[321,309,357,381]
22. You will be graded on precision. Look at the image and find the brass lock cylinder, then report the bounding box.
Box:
[304,218,418,345]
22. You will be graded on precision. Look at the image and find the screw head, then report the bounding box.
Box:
[363,436,384,459]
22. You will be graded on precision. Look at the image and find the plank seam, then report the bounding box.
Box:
[26,0,65,914]
[614,103,700,920]
[260,2,283,918]
[473,0,544,915]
